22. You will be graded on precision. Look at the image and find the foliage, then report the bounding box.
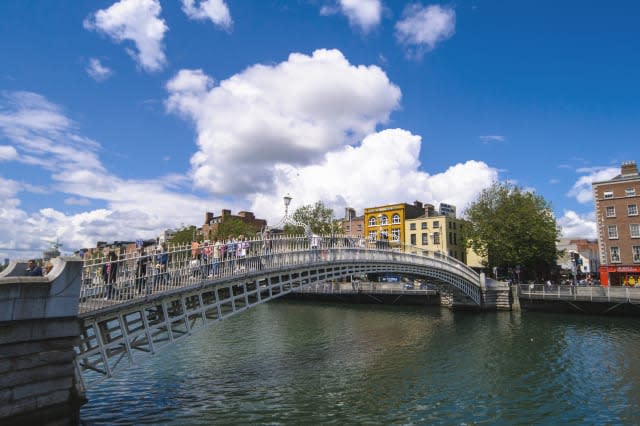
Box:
[171,226,199,245]
[213,217,258,241]
[462,181,560,280]
[284,201,341,235]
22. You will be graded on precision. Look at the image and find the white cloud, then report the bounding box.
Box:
[567,166,619,204]
[558,210,597,239]
[321,0,383,33]
[479,135,505,143]
[0,91,217,259]
[84,0,168,73]
[166,48,402,195]
[250,129,497,225]
[0,145,18,160]
[86,58,113,81]
[395,4,455,57]
[181,0,232,30]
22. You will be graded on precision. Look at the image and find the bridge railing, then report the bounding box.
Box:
[78,235,478,314]
[518,283,640,303]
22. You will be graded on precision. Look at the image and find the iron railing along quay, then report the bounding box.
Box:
[518,283,640,304]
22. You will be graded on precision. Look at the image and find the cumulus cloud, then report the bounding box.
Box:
[84,0,168,72]
[567,166,619,204]
[558,210,597,239]
[250,130,498,224]
[321,0,383,33]
[395,4,455,57]
[181,0,232,30]
[86,58,113,81]
[166,49,402,195]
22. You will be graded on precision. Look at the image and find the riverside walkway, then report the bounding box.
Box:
[74,235,483,387]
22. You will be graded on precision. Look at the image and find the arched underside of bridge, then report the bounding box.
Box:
[75,259,481,388]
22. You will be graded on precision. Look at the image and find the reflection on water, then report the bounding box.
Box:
[81,302,640,425]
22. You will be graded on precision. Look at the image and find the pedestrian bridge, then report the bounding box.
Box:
[72,236,482,388]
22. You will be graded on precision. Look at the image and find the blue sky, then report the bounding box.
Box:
[1,0,638,258]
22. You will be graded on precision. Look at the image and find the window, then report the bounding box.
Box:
[604,191,614,199]
[432,232,441,245]
[409,223,416,230]
[626,188,636,197]
[631,224,640,238]
[368,231,376,241]
[433,221,440,228]
[380,215,388,225]
[608,225,618,239]
[606,206,616,217]
[634,246,640,263]
[392,214,400,224]
[421,222,427,230]
[357,224,362,231]
[391,229,400,241]
[629,204,638,216]
[610,246,620,263]
[410,234,416,245]
[345,224,350,232]
[421,233,428,245]
[368,217,376,227]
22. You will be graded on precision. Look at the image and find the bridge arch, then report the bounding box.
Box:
[75,241,481,388]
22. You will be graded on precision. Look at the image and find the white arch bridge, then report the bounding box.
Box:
[75,236,489,388]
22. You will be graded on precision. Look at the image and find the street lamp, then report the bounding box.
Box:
[263,194,311,236]
[283,194,292,217]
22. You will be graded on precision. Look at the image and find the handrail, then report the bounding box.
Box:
[517,283,640,303]
[78,234,480,314]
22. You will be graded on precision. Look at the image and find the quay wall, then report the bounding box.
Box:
[0,257,86,426]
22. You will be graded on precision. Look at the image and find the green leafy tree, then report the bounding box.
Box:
[463,181,560,281]
[214,217,258,241]
[171,226,199,245]
[284,201,341,235]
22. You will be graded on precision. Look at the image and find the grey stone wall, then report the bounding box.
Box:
[0,257,85,425]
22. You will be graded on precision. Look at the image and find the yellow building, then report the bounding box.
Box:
[363,201,426,248]
[403,203,466,262]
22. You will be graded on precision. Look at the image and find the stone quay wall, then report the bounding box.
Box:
[0,257,86,426]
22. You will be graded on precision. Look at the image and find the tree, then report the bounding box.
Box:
[171,226,199,245]
[284,201,341,235]
[214,217,257,241]
[462,181,560,281]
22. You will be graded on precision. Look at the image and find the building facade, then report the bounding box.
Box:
[341,207,364,238]
[403,203,466,262]
[363,201,426,248]
[592,161,640,286]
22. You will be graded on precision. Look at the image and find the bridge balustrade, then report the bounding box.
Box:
[79,235,480,314]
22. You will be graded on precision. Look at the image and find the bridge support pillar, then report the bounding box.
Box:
[0,257,86,425]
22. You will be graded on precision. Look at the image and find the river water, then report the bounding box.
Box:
[80,301,640,425]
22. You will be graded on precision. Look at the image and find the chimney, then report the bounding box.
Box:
[621,161,638,176]
[205,212,214,225]
[345,207,355,220]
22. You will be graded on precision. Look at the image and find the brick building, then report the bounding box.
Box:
[592,161,640,286]
[341,207,364,237]
[200,210,267,240]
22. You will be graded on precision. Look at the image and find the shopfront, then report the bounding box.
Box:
[599,265,640,287]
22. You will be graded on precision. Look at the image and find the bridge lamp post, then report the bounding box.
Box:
[283,194,292,217]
